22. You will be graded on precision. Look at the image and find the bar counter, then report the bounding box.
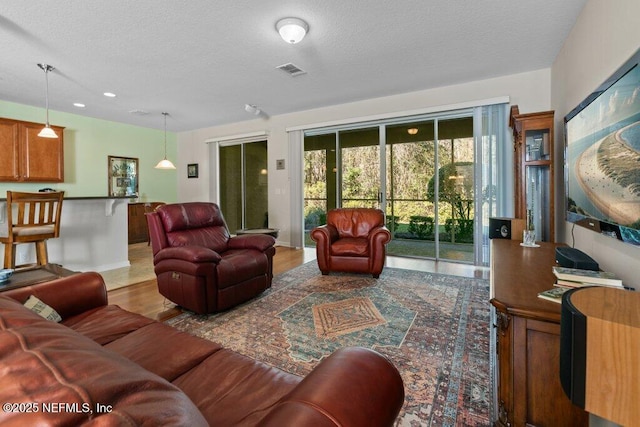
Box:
[0,196,135,272]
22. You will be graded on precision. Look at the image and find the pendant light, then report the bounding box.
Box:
[155,112,176,169]
[37,63,58,138]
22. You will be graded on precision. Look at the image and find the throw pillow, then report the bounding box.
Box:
[23,295,62,322]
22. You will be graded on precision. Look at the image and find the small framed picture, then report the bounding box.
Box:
[187,163,199,178]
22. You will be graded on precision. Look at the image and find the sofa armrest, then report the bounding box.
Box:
[310,224,339,244]
[259,347,404,427]
[310,225,339,274]
[154,246,222,264]
[2,272,108,320]
[228,233,276,252]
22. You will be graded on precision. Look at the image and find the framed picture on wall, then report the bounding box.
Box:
[187,163,199,178]
[108,156,139,197]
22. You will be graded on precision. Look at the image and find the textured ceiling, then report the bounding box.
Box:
[0,0,587,132]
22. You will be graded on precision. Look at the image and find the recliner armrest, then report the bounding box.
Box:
[154,246,222,264]
[228,234,276,252]
[258,347,404,427]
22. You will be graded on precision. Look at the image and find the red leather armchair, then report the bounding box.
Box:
[147,202,276,314]
[311,208,391,278]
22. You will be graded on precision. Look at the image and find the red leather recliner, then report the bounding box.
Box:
[311,208,391,278]
[146,202,276,314]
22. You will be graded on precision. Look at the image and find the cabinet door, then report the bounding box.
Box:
[0,119,20,181]
[21,122,64,182]
[494,308,514,427]
[512,317,588,426]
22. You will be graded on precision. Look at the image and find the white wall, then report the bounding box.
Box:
[551,0,640,289]
[177,69,551,247]
[0,198,130,272]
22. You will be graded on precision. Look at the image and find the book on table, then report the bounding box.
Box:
[538,286,572,304]
[551,266,623,288]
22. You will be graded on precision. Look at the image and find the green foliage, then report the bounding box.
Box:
[386,215,399,232]
[304,207,326,230]
[408,216,434,239]
[445,218,474,242]
[427,162,474,222]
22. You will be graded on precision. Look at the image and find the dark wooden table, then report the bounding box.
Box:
[0,264,75,292]
[490,239,588,426]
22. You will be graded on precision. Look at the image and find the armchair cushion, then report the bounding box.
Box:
[157,203,230,253]
[331,237,369,257]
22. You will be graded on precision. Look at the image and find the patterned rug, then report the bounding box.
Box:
[165,262,491,426]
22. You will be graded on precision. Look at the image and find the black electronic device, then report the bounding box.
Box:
[559,288,587,406]
[489,217,524,240]
[564,47,640,247]
[555,247,599,271]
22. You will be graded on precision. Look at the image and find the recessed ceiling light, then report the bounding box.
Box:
[103,92,116,97]
[73,103,86,108]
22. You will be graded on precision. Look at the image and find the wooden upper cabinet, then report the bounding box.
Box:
[0,119,20,181]
[0,117,64,182]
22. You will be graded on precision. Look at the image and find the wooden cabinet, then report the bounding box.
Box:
[490,239,588,426]
[128,202,165,244]
[0,117,64,182]
[510,106,554,242]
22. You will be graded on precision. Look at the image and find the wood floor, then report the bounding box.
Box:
[107,245,488,322]
[107,246,308,321]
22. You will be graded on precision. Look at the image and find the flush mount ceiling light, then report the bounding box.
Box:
[276,17,309,44]
[407,128,419,135]
[155,112,176,170]
[37,63,58,138]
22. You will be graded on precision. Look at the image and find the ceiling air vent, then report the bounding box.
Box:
[128,109,149,116]
[276,63,306,77]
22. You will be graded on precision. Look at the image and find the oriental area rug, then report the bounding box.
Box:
[165,262,491,426]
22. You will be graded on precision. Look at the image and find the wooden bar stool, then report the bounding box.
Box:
[0,191,64,269]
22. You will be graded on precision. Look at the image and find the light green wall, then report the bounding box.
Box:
[0,100,177,202]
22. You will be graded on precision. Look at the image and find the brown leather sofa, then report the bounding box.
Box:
[147,202,276,314]
[311,208,391,278]
[0,272,405,426]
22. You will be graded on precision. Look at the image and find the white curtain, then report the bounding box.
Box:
[288,130,304,248]
[473,103,510,265]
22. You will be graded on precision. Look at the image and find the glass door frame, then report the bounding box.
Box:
[304,109,475,262]
[216,137,268,232]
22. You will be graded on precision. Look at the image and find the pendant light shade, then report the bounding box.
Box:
[155,112,176,170]
[37,63,58,138]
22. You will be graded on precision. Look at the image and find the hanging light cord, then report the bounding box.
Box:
[163,112,168,158]
[44,67,50,126]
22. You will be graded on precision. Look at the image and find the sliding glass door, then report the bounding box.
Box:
[303,114,475,262]
[219,140,268,233]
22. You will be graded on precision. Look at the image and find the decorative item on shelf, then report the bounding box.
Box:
[37,63,58,138]
[276,17,309,44]
[155,112,176,170]
[522,209,538,247]
[187,163,198,178]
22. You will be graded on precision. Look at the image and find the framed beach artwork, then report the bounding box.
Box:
[108,156,139,197]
